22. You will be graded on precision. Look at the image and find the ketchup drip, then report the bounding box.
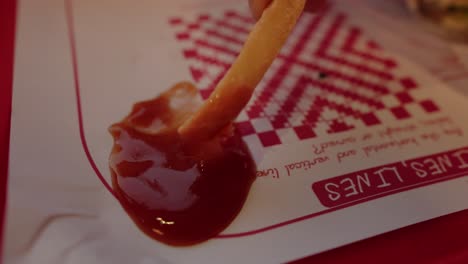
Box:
[109,82,256,246]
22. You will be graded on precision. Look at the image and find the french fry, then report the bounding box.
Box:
[178,0,306,141]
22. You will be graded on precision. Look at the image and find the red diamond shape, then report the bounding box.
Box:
[176,32,190,40]
[247,105,263,119]
[391,107,411,119]
[235,121,255,136]
[361,113,380,126]
[420,100,439,113]
[199,89,212,100]
[169,18,183,25]
[187,23,200,29]
[271,115,288,129]
[190,67,204,82]
[258,131,281,147]
[183,49,197,58]
[294,125,316,140]
[395,92,413,103]
[198,14,210,21]
[400,77,417,90]
[328,119,354,133]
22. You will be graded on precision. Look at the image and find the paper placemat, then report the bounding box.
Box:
[5,0,468,263]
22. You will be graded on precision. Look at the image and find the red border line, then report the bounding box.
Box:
[64,0,468,239]
[64,0,117,199]
[0,0,17,261]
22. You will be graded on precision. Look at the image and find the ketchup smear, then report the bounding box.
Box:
[109,82,256,246]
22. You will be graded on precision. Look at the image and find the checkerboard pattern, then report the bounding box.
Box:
[168,5,440,148]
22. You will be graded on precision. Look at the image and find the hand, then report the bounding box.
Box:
[249,0,327,20]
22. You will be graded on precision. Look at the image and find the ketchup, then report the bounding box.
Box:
[109,82,256,246]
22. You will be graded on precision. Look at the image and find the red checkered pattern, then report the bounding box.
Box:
[168,6,440,148]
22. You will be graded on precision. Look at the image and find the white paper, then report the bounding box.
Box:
[5,0,468,263]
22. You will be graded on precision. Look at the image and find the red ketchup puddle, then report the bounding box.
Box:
[108,82,256,246]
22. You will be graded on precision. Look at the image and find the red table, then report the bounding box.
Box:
[1,0,468,263]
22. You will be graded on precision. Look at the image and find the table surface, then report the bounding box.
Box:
[2,0,468,263]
